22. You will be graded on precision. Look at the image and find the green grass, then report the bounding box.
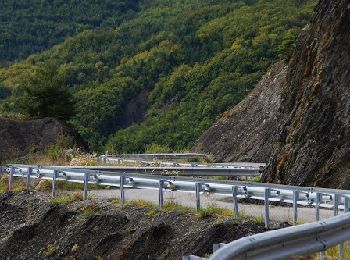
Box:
[145,209,158,218]
[80,202,99,218]
[50,193,83,205]
[161,202,193,213]
[251,176,262,183]
[197,205,234,219]
[125,199,157,209]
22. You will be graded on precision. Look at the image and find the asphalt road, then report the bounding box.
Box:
[90,188,335,224]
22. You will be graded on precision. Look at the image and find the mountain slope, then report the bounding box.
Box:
[194,61,287,163]
[0,0,140,65]
[0,0,317,152]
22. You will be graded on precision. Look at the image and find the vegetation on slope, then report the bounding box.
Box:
[0,0,316,152]
[0,0,140,64]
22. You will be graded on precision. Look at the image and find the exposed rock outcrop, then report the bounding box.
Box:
[0,191,267,259]
[195,0,350,188]
[194,61,288,163]
[264,0,350,188]
[0,117,87,163]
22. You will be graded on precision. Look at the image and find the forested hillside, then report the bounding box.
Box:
[0,0,140,64]
[0,0,317,153]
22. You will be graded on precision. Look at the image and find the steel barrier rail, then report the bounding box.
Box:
[102,153,207,160]
[98,156,266,169]
[9,164,263,177]
[71,165,262,177]
[208,213,350,260]
[6,165,350,212]
[4,164,350,259]
[9,164,350,196]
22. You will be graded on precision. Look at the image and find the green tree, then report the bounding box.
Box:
[19,62,74,120]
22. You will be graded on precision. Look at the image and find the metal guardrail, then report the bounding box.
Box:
[2,164,350,259]
[100,153,207,161]
[35,165,263,177]
[98,155,266,169]
[184,213,350,260]
[216,211,350,259]
[3,165,350,221]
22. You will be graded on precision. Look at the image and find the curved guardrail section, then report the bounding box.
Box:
[2,164,350,259]
[209,213,350,260]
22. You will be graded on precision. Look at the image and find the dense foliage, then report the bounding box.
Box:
[0,0,317,152]
[0,0,139,64]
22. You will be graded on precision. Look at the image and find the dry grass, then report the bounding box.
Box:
[50,192,83,205]
[0,174,26,192]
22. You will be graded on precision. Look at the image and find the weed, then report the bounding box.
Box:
[212,176,228,181]
[251,176,262,183]
[0,174,26,192]
[162,202,193,213]
[251,215,264,224]
[197,205,234,219]
[80,202,99,218]
[145,209,158,218]
[110,197,121,204]
[126,199,157,209]
[45,244,57,257]
[50,192,83,205]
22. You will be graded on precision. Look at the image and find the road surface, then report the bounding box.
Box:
[89,188,335,223]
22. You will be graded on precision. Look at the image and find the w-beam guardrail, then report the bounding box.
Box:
[2,164,350,259]
[100,153,207,161]
[98,155,266,169]
[40,165,263,177]
[185,212,350,260]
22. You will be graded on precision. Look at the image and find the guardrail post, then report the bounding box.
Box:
[232,186,239,218]
[52,170,58,197]
[334,194,339,216]
[26,167,32,190]
[195,183,202,212]
[264,188,270,229]
[83,172,89,201]
[344,197,350,252]
[159,179,164,208]
[120,176,125,204]
[316,192,321,221]
[339,242,344,260]
[293,190,299,225]
[8,166,14,191]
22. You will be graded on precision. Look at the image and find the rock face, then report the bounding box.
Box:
[263,0,350,188]
[196,0,350,188]
[0,117,87,163]
[194,61,288,163]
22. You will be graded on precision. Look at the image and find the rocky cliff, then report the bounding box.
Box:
[264,0,350,188]
[196,0,350,188]
[0,117,87,163]
[194,62,287,163]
